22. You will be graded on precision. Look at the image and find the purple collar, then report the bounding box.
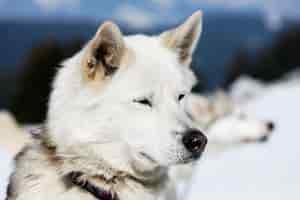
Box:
[68,172,118,200]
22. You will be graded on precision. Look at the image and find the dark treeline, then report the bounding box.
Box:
[8,24,300,124]
[10,39,84,124]
[225,25,300,87]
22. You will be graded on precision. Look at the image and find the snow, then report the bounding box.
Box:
[187,81,300,200]
[0,78,300,200]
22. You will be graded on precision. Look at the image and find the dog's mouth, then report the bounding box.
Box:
[178,151,204,164]
[181,156,196,164]
[138,150,204,165]
[241,135,270,143]
[242,138,258,143]
[138,152,157,164]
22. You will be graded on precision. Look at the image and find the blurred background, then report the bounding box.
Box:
[0,1,300,199]
[0,0,299,124]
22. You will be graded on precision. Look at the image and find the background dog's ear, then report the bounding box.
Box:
[160,10,202,65]
[83,21,125,80]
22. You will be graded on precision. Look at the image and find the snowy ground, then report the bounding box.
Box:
[187,82,300,200]
[0,79,299,200]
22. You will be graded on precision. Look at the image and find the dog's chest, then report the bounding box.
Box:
[8,140,167,200]
[68,174,163,200]
[54,178,162,200]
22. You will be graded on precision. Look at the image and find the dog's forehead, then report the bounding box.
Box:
[122,35,194,91]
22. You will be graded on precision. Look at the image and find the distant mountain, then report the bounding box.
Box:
[0,12,275,108]
[0,12,274,78]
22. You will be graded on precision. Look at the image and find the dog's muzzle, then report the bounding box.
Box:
[182,129,207,159]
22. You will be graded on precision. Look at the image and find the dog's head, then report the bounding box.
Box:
[47,11,207,175]
[185,92,274,148]
[207,108,274,146]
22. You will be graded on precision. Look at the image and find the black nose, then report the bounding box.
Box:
[267,121,275,131]
[182,129,207,158]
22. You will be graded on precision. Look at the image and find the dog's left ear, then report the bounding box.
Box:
[160,10,202,65]
[82,21,125,80]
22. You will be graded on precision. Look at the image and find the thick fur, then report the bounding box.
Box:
[3,88,275,200]
[7,11,203,200]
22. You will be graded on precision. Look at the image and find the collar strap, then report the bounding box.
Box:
[67,172,118,200]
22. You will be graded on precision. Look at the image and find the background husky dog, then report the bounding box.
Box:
[185,91,274,152]
[7,11,207,200]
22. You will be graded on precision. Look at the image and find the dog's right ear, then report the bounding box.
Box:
[160,10,202,66]
[82,21,125,81]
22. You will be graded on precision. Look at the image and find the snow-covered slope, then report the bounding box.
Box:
[187,81,300,200]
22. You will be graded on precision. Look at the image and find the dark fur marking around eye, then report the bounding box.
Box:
[133,98,152,107]
[178,94,185,101]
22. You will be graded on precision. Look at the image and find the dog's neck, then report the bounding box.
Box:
[38,131,169,199]
[65,171,117,200]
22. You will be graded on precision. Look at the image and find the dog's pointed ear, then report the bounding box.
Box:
[160,10,202,65]
[82,21,125,80]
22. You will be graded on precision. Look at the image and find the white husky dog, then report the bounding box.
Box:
[7,11,207,200]
[185,91,274,153]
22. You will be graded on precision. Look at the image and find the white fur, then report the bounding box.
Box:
[7,11,204,200]
[48,34,198,169]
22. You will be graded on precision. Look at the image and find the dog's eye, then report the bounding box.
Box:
[178,94,185,101]
[133,98,152,107]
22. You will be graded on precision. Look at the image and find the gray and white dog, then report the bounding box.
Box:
[6,11,206,200]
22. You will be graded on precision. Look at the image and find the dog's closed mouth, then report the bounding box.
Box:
[186,153,203,163]
[139,152,156,163]
[242,136,270,143]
